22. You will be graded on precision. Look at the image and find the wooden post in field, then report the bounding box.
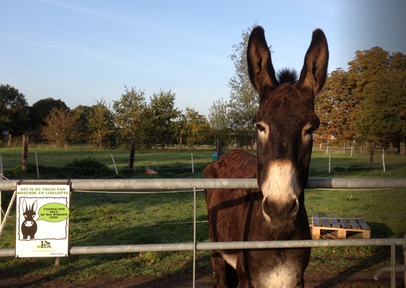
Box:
[22,134,29,171]
[216,139,223,160]
[128,139,135,169]
[400,140,405,156]
[403,232,406,287]
[369,141,374,167]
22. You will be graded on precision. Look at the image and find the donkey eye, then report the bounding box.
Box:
[256,123,266,132]
[305,127,315,135]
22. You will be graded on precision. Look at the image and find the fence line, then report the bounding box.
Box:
[1,238,405,257]
[1,178,406,192]
[1,178,406,288]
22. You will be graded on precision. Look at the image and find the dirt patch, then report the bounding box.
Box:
[1,268,404,288]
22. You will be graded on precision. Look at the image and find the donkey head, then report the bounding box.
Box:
[23,199,37,226]
[247,26,328,228]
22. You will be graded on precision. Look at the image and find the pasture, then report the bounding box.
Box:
[0,147,405,285]
[1,146,405,178]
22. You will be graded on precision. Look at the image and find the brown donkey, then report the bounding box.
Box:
[204,26,328,288]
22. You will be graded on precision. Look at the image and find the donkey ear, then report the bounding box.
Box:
[297,29,329,101]
[32,200,38,212]
[247,26,278,102]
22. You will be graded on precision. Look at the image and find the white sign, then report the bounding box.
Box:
[16,183,70,258]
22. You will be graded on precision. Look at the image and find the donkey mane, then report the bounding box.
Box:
[277,68,298,84]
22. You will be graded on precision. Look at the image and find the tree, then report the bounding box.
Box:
[316,68,358,144]
[350,48,406,155]
[72,105,92,143]
[181,108,210,148]
[147,90,180,149]
[354,70,406,146]
[0,84,30,137]
[41,107,81,147]
[227,25,259,148]
[113,87,146,147]
[86,99,116,149]
[29,98,68,131]
[208,98,233,146]
[347,47,390,99]
[317,48,406,156]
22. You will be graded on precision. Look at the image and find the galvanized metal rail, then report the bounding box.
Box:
[1,178,406,191]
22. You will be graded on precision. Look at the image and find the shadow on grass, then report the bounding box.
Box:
[311,251,404,288]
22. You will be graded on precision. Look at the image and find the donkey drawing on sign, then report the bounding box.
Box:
[21,199,38,240]
[204,26,328,288]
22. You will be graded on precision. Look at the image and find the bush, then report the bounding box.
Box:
[64,157,112,177]
[332,166,346,173]
[347,165,374,172]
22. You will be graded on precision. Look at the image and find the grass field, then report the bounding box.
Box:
[1,146,406,178]
[0,147,405,282]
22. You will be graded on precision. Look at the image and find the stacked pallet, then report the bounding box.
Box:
[311,214,371,239]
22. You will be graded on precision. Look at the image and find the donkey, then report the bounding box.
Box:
[21,199,38,240]
[204,26,328,287]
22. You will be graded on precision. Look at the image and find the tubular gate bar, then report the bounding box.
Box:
[1,178,406,288]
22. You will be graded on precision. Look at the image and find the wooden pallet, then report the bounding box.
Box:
[311,214,371,239]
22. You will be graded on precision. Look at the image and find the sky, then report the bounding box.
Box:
[1,0,405,117]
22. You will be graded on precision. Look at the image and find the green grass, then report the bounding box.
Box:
[0,147,214,179]
[0,147,405,282]
[309,150,406,178]
[306,189,406,238]
[2,147,405,178]
[0,147,214,169]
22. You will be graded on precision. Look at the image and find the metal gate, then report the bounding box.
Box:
[1,178,406,287]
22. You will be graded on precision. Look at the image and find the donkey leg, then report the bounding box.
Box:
[235,253,249,288]
[211,250,238,288]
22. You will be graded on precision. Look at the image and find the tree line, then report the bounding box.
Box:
[1,26,405,152]
[208,26,406,154]
[316,47,406,154]
[0,85,210,149]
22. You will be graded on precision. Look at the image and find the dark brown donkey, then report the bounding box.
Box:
[204,26,328,288]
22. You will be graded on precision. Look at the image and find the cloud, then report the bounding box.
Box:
[37,0,169,33]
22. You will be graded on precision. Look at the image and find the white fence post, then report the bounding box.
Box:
[382,149,386,172]
[0,155,3,180]
[328,153,331,173]
[111,154,119,175]
[191,153,194,173]
[35,151,39,179]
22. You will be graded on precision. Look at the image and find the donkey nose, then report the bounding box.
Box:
[262,197,299,227]
[287,199,298,214]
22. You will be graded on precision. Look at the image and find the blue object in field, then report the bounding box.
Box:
[212,151,225,161]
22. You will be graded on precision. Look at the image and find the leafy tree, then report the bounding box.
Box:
[72,105,92,143]
[208,98,233,146]
[181,108,210,148]
[29,98,68,131]
[227,25,258,148]
[146,90,180,149]
[86,99,116,149]
[347,47,390,100]
[316,68,358,144]
[41,107,81,148]
[113,87,146,147]
[0,84,30,137]
[354,70,406,145]
[350,48,406,154]
[319,48,406,156]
